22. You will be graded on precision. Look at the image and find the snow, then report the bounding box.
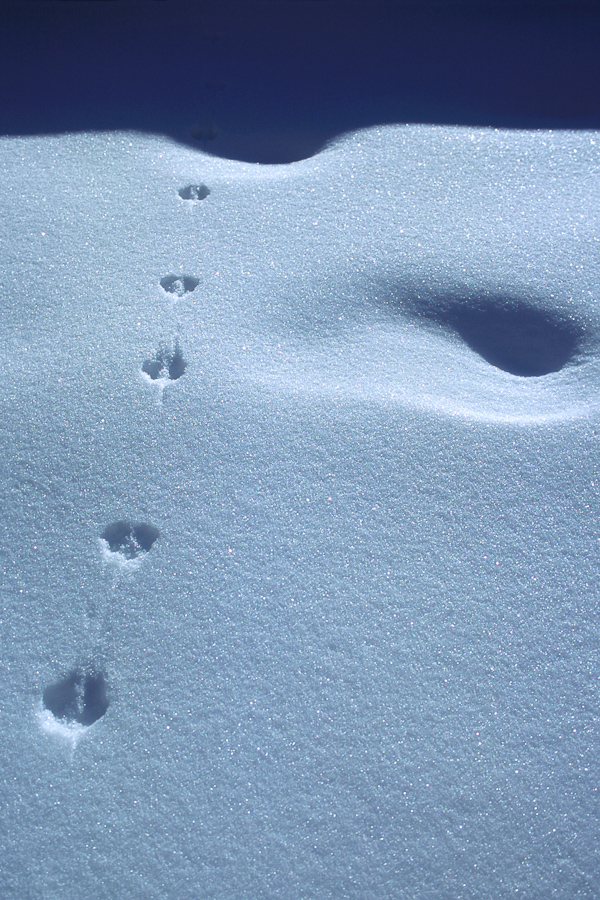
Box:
[1,120,599,899]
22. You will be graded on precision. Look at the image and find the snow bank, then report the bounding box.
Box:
[1,125,599,899]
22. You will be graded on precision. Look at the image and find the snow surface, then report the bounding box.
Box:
[1,125,600,899]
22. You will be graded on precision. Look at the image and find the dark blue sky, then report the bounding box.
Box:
[2,0,600,162]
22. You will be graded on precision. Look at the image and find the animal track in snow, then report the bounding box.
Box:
[142,341,187,381]
[160,274,199,298]
[101,521,160,565]
[43,668,108,726]
[179,184,210,201]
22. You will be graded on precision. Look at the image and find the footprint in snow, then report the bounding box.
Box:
[160,274,199,298]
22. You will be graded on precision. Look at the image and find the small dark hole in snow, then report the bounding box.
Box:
[142,342,187,381]
[445,300,581,376]
[179,184,210,201]
[102,521,160,558]
[160,274,199,297]
[43,669,109,727]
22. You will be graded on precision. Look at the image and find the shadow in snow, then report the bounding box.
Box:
[443,299,582,377]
